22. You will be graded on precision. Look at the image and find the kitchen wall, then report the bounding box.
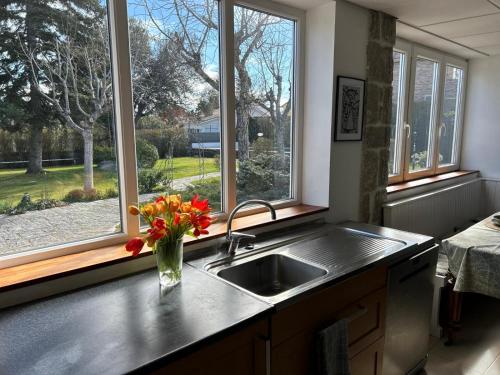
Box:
[301,1,335,208]
[461,55,500,179]
[303,0,378,224]
[328,1,370,223]
[461,55,500,216]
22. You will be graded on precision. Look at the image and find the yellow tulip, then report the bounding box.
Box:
[142,204,155,217]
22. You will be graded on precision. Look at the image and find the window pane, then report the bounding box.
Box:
[409,57,439,173]
[127,0,222,212]
[0,1,121,256]
[389,51,405,176]
[233,6,295,203]
[439,66,463,166]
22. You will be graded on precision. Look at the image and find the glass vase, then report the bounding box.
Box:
[155,237,183,294]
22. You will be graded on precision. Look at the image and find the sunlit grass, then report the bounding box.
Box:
[0,157,219,205]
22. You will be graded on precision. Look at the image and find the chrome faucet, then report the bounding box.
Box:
[226,200,277,255]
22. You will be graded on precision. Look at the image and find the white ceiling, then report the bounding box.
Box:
[274,0,500,59]
[344,0,500,58]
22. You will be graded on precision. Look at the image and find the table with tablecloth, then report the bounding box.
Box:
[442,213,500,299]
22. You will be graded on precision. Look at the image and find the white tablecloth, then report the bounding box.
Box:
[442,213,500,299]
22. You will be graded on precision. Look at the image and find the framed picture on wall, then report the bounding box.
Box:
[334,76,366,141]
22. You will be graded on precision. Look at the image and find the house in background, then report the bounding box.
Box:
[187,106,272,151]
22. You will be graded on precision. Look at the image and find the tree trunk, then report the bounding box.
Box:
[25,0,44,175]
[82,128,94,191]
[235,104,250,162]
[26,123,44,174]
[275,115,285,155]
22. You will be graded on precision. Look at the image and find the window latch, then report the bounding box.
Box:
[404,123,411,139]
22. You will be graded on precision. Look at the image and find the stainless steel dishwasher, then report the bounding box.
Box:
[383,244,439,375]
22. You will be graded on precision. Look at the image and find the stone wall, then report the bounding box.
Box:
[359,11,396,224]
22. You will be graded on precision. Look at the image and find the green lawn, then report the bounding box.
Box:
[0,157,219,205]
[154,157,218,179]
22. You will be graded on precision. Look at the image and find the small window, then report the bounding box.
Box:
[408,57,439,174]
[438,65,464,167]
[388,41,467,184]
[389,50,406,178]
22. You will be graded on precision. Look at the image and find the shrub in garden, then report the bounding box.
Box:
[94,145,115,163]
[180,178,221,212]
[0,201,13,214]
[6,193,66,215]
[250,137,273,156]
[137,168,169,194]
[237,153,290,202]
[102,188,119,199]
[136,138,159,168]
[63,188,102,202]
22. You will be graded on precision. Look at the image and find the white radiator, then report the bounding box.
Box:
[383,179,482,238]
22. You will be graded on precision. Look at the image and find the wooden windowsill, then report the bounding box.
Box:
[0,204,327,292]
[387,170,479,194]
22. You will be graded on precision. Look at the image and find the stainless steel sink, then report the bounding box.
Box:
[216,254,327,297]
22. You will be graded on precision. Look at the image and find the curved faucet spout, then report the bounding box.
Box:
[226,200,277,254]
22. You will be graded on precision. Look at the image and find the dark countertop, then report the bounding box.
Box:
[0,264,272,375]
[0,222,435,375]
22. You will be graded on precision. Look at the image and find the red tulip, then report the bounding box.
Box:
[152,217,166,231]
[125,237,145,256]
[191,194,210,213]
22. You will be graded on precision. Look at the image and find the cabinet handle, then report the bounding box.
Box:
[345,305,369,323]
[254,335,271,375]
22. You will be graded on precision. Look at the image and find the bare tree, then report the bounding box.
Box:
[138,0,276,162]
[21,23,112,191]
[253,21,293,155]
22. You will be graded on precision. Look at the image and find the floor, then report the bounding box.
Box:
[423,294,500,375]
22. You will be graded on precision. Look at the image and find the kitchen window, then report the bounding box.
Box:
[0,0,304,268]
[388,40,467,184]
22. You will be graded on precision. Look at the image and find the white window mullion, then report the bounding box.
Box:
[220,0,237,215]
[108,0,140,237]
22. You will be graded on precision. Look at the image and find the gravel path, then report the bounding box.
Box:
[0,173,220,256]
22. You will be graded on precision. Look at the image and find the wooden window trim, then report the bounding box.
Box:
[0,205,327,292]
[386,170,478,194]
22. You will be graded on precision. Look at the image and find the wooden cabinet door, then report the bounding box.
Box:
[270,268,387,375]
[350,337,385,375]
[154,319,269,375]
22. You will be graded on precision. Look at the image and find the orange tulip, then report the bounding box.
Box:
[180,202,192,213]
[167,194,182,213]
[128,205,140,216]
[174,212,190,225]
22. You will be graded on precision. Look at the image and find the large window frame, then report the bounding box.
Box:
[389,39,467,185]
[0,0,305,269]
